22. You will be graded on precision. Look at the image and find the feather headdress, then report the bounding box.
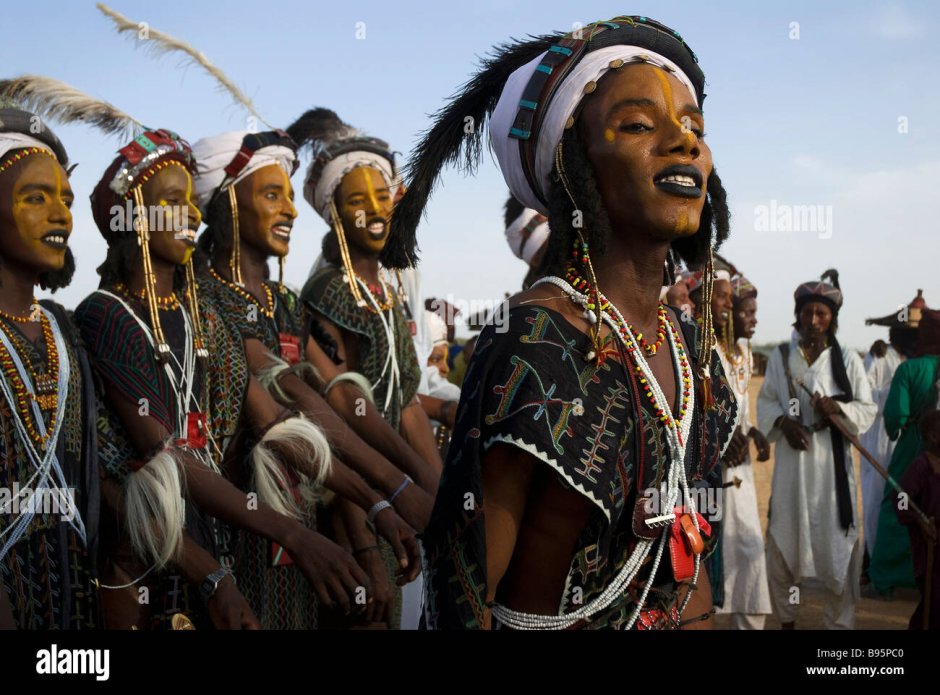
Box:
[286,108,396,227]
[0,75,142,139]
[393,16,706,269]
[97,3,273,130]
[286,108,361,158]
[390,35,556,268]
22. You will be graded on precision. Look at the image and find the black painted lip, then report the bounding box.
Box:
[653,164,704,198]
[366,217,387,240]
[654,180,703,199]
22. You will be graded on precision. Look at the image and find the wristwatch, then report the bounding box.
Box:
[199,566,234,600]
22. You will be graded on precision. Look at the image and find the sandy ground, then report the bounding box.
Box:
[711,375,918,630]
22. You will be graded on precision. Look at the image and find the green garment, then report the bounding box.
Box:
[869,355,939,592]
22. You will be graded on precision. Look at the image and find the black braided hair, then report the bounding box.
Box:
[38,248,75,292]
[194,190,232,270]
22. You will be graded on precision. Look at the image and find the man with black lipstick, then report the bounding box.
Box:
[393,16,739,629]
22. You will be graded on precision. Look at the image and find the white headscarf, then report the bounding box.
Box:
[505,208,549,265]
[0,132,56,163]
[191,131,296,215]
[303,151,396,224]
[490,46,698,215]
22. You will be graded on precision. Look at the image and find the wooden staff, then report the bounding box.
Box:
[796,378,936,626]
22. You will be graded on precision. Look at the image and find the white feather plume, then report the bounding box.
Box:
[0,75,142,138]
[97,3,273,129]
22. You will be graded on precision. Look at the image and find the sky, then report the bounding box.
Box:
[1,0,938,350]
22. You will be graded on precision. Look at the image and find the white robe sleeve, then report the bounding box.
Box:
[835,348,878,437]
[758,346,788,442]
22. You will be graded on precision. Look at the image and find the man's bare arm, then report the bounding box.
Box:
[480,443,537,629]
[304,332,441,491]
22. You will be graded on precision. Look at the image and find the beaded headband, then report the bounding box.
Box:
[210,129,297,204]
[108,129,196,198]
[507,16,704,202]
[124,159,191,198]
[0,147,57,177]
[306,136,394,193]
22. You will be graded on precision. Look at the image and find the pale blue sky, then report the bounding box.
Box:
[2,0,938,349]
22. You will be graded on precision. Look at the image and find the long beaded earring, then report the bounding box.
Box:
[723,296,736,360]
[183,259,209,364]
[696,247,717,409]
[278,256,286,295]
[328,197,367,308]
[227,186,244,287]
[132,185,171,362]
[555,141,604,362]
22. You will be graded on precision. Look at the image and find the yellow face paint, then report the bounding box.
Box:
[604,128,616,143]
[336,166,393,256]
[10,156,72,263]
[675,209,692,234]
[652,68,696,146]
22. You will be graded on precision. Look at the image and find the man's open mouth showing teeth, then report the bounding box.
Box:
[367,220,387,239]
[653,165,703,199]
[272,224,292,240]
[174,229,197,244]
[657,175,697,187]
[41,232,68,248]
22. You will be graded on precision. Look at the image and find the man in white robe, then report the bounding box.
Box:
[716,275,772,629]
[759,275,876,629]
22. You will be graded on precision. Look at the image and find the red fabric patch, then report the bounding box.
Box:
[175,412,207,449]
[279,333,301,365]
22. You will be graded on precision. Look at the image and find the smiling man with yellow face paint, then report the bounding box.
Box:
[291,109,442,629]
[77,127,272,630]
[334,166,395,257]
[189,128,433,630]
[0,109,100,630]
[392,16,740,631]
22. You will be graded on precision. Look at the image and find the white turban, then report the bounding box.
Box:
[191,131,296,215]
[490,46,698,215]
[505,208,549,265]
[0,132,56,164]
[303,151,396,224]
[425,310,448,350]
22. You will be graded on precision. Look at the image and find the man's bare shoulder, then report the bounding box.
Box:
[506,282,593,337]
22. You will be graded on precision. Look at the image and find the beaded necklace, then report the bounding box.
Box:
[113,282,181,311]
[359,275,395,313]
[0,299,37,324]
[0,306,84,560]
[209,266,275,319]
[488,275,699,630]
[565,264,669,356]
[0,312,60,444]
